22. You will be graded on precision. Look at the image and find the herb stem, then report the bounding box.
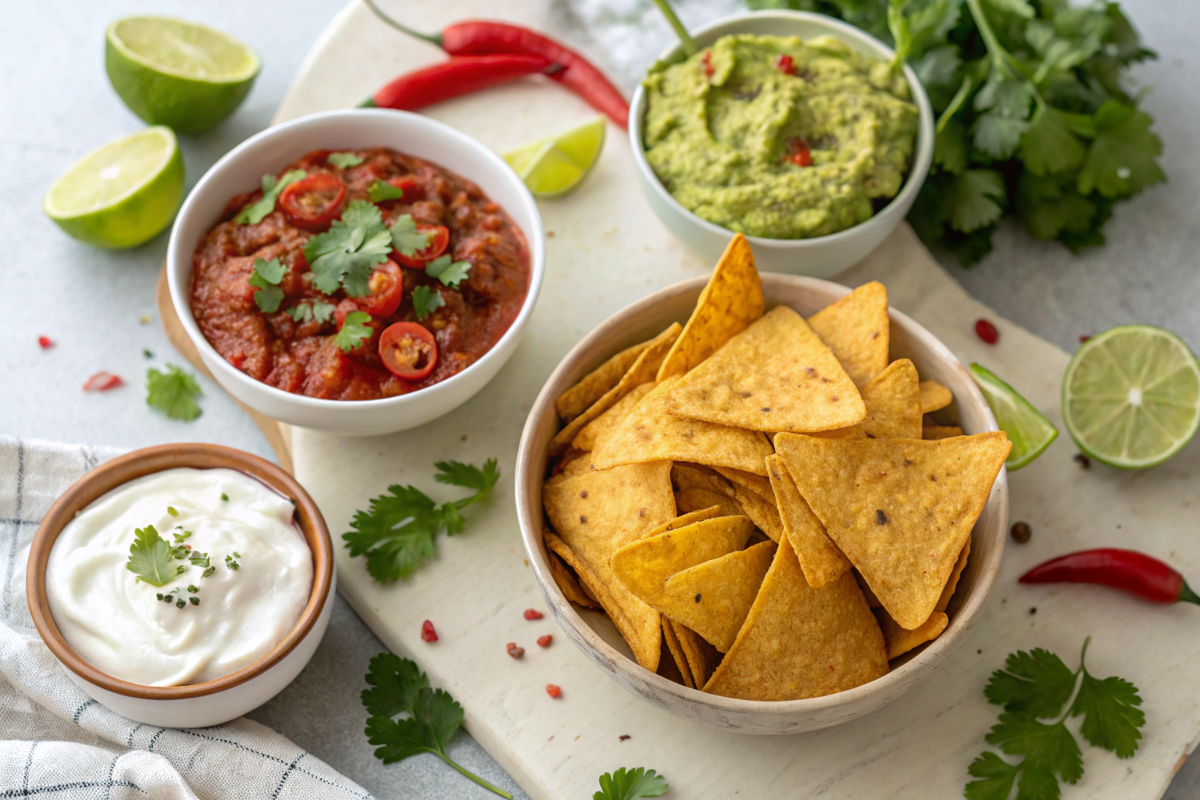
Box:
[651,0,699,57]
[437,753,512,799]
[964,0,1019,77]
[361,0,444,46]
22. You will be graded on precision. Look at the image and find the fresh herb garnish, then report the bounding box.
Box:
[125,525,185,586]
[304,200,393,297]
[965,638,1144,800]
[286,299,336,325]
[146,364,202,422]
[388,214,432,259]
[368,179,406,203]
[220,493,229,501]
[425,255,471,289]
[335,311,374,352]
[343,459,500,584]
[411,285,445,320]
[249,257,288,313]
[328,151,365,168]
[594,767,669,800]
[189,596,200,606]
[236,169,306,225]
[362,652,512,799]
[224,553,241,571]
[167,506,178,517]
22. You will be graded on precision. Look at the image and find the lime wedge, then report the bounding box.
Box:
[1062,325,1200,469]
[44,126,184,249]
[106,16,260,134]
[503,116,606,198]
[969,364,1058,470]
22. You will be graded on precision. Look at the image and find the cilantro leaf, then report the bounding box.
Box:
[249,257,287,313]
[1077,101,1165,199]
[946,170,1006,233]
[362,652,429,717]
[985,648,1077,719]
[328,151,365,168]
[888,0,960,64]
[1070,672,1144,758]
[304,200,392,296]
[411,285,445,320]
[425,255,472,289]
[1020,104,1090,176]
[1016,173,1099,242]
[236,169,305,225]
[286,299,336,325]
[335,310,373,353]
[368,180,406,203]
[964,751,1018,800]
[390,214,433,258]
[146,364,202,422]
[933,120,967,175]
[435,459,500,496]
[125,525,181,586]
[971,73,1036,159]
[593,767,669,800]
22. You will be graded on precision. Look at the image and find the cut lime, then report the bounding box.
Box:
[1062,325,1200,469]
[969,363,1058,471]
[44,126,184,249]
[106,16,260,134]
[502,116,606,198]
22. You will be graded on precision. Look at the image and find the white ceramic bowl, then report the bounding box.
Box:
[167,109,545,436]
[516,274,1007,733]
[629,11,934,277]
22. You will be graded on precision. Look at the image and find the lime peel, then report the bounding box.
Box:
[970,363,1059,471]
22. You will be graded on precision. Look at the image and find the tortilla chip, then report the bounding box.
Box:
[661,306,865,433]
[543,461,676,670]
[663,540,778,652]
[676,487,744,517]
[807,282,889,389]
[671,463,735,498]
[572,382,654,451]
[731,484,785,544]
[874,608,949,660]
[775,432,1011,630]
[592,376,775,475]
[556,338,652,423]
[673,621,722,687]
[924,424,964,440]
[766,455,850,588]
[919,380,953,414]
[713,467,774,504]
[642,506,726,540]
[661,619,694,688]
[855,570,882,607]
[657,234,764,382]
[936,537,971,613]
[550,323,682,454]
[808,359,923,441]
[546,539,600,609]
[702,539,887,700]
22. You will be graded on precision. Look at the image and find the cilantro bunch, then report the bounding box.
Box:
[748,0,1163,264]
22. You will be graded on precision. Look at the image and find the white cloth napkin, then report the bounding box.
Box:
[0,437,372,800]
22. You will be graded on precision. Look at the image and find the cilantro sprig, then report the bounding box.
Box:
[125,525,185,586]
[335,310,374,352]
[287,298,336,325]
[411,285,445,320]
[249,257,287,313]
[343,459,500,584]
[594,768,669,800]
[426,255,471,289]
[368,180,407,203]
[362,653,512,798]
[328,151,365,169]
[146,364,202,422]
[965,638,1144,800]
[236,169,306,225]
[389,214,432,259]
[304,200,393,297]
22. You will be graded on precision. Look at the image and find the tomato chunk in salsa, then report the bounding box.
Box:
[190,148,531,400]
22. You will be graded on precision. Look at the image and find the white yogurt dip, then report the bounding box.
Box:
[46,467,312,687]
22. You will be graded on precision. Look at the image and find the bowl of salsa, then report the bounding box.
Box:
[167,110,544,435]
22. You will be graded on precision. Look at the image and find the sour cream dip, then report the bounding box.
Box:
[46,467,312,687]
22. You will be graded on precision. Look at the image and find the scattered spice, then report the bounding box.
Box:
[421,619,438,642]
[1010,521,1032,543]
[1029,607,1037,615]
[619,735,631,741]
[523,608,544,621]
[1079,335,1091,343]
[545,683,562,699]
[138,315,152,325]
[143,348,154,359]
[82,372,123,391]
[221,493,229,501]
[537,635,552,647]
[37,336,54,349]
[1074,453,1091,469]
[506,642,525,659]
[975,319,999,344]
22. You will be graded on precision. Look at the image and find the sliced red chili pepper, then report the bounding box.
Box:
[701,50,714,78]
[362,55,555,111]
[784,137,812,167]
[83,372,123,391]
[379,322,438,381]
[279,172,346,232]
[545,683,562,698]
[536,635,552,647]
[357,260,405,318]
[523,608,544,620]
[1020,548,1200,605]
[506,642,525,659]
[394,224,449,268]
[421,619,439,642]
[975,319,999,344]
[775,54,795,75]
[37,336,54,349]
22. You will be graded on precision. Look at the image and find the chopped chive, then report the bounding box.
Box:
[202,566,215,578]
[189,597,200,606]
[187,585,199,593]
[221,493,229,501]
[156,593,163,601]
[176,599,186,608]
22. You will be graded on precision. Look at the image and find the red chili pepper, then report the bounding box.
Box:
[545,683,562,698]
[37,336,54,349]
[523,608,544,620]
[975,319,999,344]
[361,55,555,111]
[1020,548,1200,606]
[421,619,439,642]
[536,635,552,647]
[82,372,123,391]
[775,54,795,75]
[506,642,525,659]
[363,0,629,128]
[784,137,812,168]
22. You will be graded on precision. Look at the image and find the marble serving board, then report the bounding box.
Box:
[207,1,1200,796]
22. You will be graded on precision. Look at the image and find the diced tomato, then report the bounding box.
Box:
[784,137,812,167]
[387,175,424,202]
[37,336,54,349]
[545,684,562,698]
[537,635,552,647]
[775,54,795,75]
[393,224,449,268]
[357,260,404,318]
[701,50,714,78]
[523,609,544,620]
[279,172,346,232]
[421,620,438,642]
[83,372,123,391]
[379,322,438,381]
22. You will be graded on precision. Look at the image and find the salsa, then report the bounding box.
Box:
[191,148,531,400]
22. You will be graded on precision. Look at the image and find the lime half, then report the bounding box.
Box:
[503,116,606,198]
[969,363,1058,470]
[44,126,184,249]
[1062,325,1200,468]
[106,16,260,133]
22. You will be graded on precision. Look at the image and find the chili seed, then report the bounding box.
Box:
[506,642,524,659]
[523,609,544,621]
[421,620,438,643]
[1074,453,1091,469]
[537,635,552,648]
[1010,521,1032,543]
[545,684,562,699]
[975,319,999,344]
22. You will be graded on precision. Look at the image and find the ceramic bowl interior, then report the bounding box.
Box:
[515,275,1008,733]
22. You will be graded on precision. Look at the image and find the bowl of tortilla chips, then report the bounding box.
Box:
[515,235,1011,733]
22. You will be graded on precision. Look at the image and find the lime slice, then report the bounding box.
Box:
[106,16,260,134]
[969,363,1058,471]
[1062,325,1200,469]
[44,126,184,249]
[503,116,606,198]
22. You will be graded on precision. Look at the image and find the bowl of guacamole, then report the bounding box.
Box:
[630,11,934,277]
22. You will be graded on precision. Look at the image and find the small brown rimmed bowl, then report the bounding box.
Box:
[27,443,334,728]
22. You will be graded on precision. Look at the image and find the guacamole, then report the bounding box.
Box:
[642,34,919,239]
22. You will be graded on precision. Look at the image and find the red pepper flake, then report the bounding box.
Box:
[82,372,123,391]
[523,608,544,621]
[775,54,795,75]
[975,319,999,344]
[783,137,812,167]
[701,50,714,78]
[1079,335,1091,343]
[537,635,552,647]
[545,683,562,699]
[619,734,631,741]
[37,336,54,349]
[1073,453,1091,469]
[420,619,438,642]
[506,642,525,659]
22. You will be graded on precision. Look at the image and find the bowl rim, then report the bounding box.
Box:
[515,272,1008,715]
[627,9,935,250]
[166,107,546,413]
[26,443,335,700]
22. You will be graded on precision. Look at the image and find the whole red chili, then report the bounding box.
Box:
[775,54,795,75]
[421,619,439,642]
[37,336,54,349]
[1020,548,1200,605]
[361,55,556,111]
[537,635,552,647]
[506,642,525,659]
[975,319,999,344]
[523,608,544,620]
[82,372,123,391]
[545,683,562,698]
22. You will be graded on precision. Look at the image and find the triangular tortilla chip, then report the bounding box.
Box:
[919,379,953,414]
[808,359,923,441]
[545,536,600,609]
[807,281,889,389]
[702,539,887,700]
[572,382,654,451]
[874,608,949,660]
[676,488,744,517]
[730,484,784,544]
[592,376,775,475]
[556,337,652,424]
[775,432,1011,630]
[766,454,850,588]
[542,461,676,670]
[713,467,774,503]
[662,540,777,652]
[671,463,735,498]
[855,570,882,607]
[657,234,764,381]
[642,506,725,540]
[936,537,971,613]
[672,621,721,687]
[661,306,865,433]
[924,424,964,440]
[661,619,694,688]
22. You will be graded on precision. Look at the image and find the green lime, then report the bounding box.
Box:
[44,126,184,249]
[106,16,260,134]
[1062,325,1200,468]
[503,116,606,198]
[969,363,1058,471]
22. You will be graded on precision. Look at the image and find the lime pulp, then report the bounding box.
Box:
[502,116,606,198]
[970,363,1059,470]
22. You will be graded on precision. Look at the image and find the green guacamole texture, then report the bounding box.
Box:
[642,34,919,239]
